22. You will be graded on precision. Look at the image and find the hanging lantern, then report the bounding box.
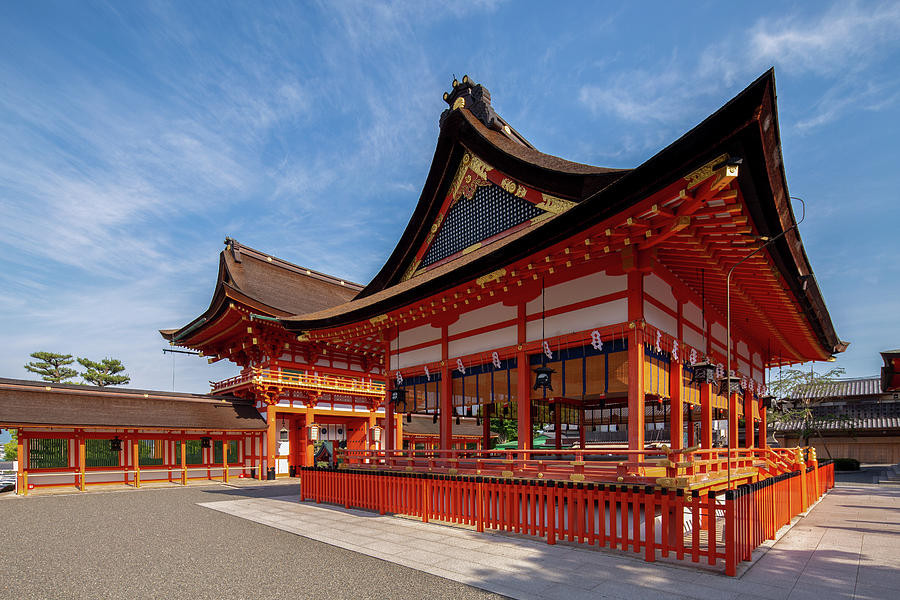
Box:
[760,395,776,409]
[719,370,742,396]
[109,436,122,452]
[533,365,556,392]
[390,388,406,407]
[690,358,717,384]
[432,411,438,424]
[406,412,412,423]
[201,437,211,449]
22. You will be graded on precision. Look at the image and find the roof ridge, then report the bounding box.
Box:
[224,238,363,290]
[0,377,249,404]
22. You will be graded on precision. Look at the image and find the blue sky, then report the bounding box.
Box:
[0,1,898,395]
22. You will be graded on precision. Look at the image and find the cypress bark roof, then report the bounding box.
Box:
[161,239,361,342]
[279,70,846,361]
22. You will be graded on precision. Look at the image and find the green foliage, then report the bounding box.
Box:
[490,417,517,445]
[832,457,860,471]
[77,357,130,387]
[24,352,78,383]
[767,365,847,458]
[2,429,17,461]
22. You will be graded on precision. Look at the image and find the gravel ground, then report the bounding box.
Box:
[0,483,504,600]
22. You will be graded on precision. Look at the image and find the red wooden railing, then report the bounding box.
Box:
[299,459,834,576]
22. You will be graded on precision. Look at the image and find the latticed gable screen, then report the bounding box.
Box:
[421,182,544,268]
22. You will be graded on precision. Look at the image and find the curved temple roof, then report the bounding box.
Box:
[280,70,846,362]
[161,239,361,343]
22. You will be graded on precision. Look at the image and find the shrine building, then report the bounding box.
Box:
[4,69,846,574]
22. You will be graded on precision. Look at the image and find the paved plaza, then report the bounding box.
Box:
[1,481,897,599]
[0,482,499,600]
[202,483,900,600]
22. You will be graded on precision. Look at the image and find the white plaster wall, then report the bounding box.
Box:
[683,301,704,329]
[400,323,441,350]
[397,345,442,369]
[711,323,727,346]
[525,272,626,314]
[449,326,516,358]
[645,274,677,310]
[683,328,706,353]
[526,298,627,342]
[643,301,677,337]
[752,353,763,369]
[331,359,348,370]
[449,302,516,336]
[736,341,749,360]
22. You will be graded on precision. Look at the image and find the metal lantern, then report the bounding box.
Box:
[109,436,122,452]
[533,365,556,392]
[690,358,717,384]
[760,395,776,409]
[200,437,211,449]
[390,388,406,406]
[719,372,742,396]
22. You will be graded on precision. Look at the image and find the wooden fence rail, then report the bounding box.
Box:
[299,460,834,576]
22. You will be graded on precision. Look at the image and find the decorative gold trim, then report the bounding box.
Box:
[369,314,388,326]
[476,268,507,287]
[684,153,729,189]
[452,97,465,110]
[461,242,482,256]
[536,194,577,214]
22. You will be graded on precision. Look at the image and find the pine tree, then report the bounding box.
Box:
[77,357,130,387]
[3,429,17,461]
[767,365,847,458]
[24,352,79,383]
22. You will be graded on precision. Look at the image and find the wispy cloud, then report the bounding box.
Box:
[577,1,900,136]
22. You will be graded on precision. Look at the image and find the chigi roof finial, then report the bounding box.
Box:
[440,74,500,131]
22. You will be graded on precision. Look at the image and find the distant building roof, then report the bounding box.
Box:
[0,378,266,431]
[789,376,883,400]
[772,401,900,433]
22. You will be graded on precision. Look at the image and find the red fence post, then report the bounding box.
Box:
[644,486,656,563]
[725,488,736,576]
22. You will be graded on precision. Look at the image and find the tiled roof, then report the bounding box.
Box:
[789,376,882,400]
[0,378,267,431]
[772,401,900,432]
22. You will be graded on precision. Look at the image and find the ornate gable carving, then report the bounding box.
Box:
[400,151,576,281]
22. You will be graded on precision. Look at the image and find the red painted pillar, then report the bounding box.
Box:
[439,326,452,454]
[758,404,767,449]
[385,341,395,453]
[627,327,645,454]
[700,384,713,449]
[266,404,276,477]
[626,271,645,456]
[516,303,532,451]
[669,361,684,450]
[743,389,754,449]
[728,392,739,449]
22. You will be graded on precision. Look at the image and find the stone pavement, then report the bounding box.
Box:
[200,484,900,600]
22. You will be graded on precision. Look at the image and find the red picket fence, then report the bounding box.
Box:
[299,460,834,575]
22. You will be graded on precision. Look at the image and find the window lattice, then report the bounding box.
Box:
[421,182,544,268]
